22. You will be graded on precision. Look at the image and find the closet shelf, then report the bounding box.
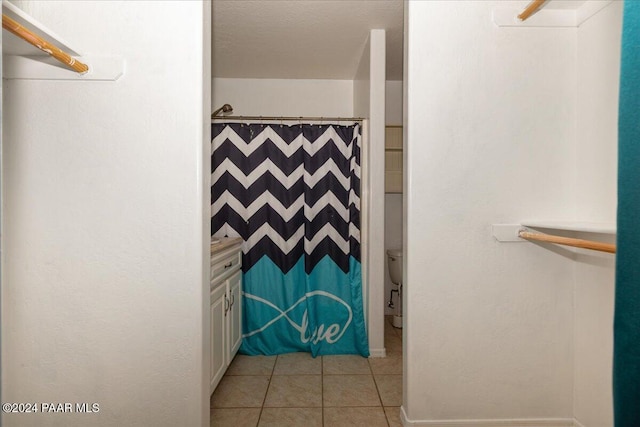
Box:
[2,0,124,81]
[3,13,88,73]
[493,0,613,28]
[521,221,616,235]
[492,222,617,241]
[492,222,616,253]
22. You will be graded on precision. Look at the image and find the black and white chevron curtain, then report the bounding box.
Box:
[211,123,369,357]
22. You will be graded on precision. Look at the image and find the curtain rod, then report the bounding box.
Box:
[211,115,364,122]
[519,231,616,254]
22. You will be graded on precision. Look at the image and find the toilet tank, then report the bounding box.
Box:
[386,249,403,285]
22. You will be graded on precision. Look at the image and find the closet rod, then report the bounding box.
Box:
[211,115,364,122]
[2,14,89,73]
[518,0,546,21]
[519,231,616,254]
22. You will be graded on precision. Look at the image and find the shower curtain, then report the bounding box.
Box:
[211,122,369,357]
[614,1,640,424]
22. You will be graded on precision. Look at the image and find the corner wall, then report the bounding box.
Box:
[404,1,575,422]
[1,2,210,426]
[573,3,622,426]
[354,30,386,356]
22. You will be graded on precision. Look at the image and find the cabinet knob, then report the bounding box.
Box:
[224,295,230,315]
[223,262,233,269]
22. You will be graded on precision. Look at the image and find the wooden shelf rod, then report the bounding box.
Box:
[518,0,546,21]
[2,13,88,74]
[519,231,616,254]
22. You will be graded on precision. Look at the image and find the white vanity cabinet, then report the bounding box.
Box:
[227,271,242,357]
[210,238,243,394]
[210,282,227,392]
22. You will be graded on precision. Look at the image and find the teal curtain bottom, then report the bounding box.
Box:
[239,256,369,357]
[614,1,640,424]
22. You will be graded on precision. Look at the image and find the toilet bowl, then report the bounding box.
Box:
[386,249,403,329]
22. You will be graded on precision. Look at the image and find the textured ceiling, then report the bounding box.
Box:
[212,0,404,80]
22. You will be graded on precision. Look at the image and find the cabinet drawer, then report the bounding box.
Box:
[211,251,241,279]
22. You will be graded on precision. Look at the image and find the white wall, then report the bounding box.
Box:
[354,30,386,357]
[353,40,370,119]
[404,1,577,423]
[354,35,372,350]
[212,78,353,117]
[2,2,210,426]
[575,3,620,223]
[573,3,622,426]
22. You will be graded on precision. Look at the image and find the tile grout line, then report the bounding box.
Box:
[383,318,399,426]
[370,369,390,426]
[321,355,324,427]
[256,354,278,426]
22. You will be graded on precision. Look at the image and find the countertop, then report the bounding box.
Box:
[211,237,242,255]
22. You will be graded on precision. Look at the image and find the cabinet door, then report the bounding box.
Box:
[210,283,227,394]
[227,270,242,358]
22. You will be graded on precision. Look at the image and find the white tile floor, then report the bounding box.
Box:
[210,316,403,427]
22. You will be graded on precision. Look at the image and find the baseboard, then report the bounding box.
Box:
[369,347,387,358]
[573,419,586,427]
[400,408,575,427]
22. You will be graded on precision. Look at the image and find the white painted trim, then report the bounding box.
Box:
[401,405,409,425]
[202,2,213,425]
[401,411,574,427]
[368,347,387,358]
[400,404,583,427]
[360,118,369,332]
[367,28,386,359]
[355,29,386,357]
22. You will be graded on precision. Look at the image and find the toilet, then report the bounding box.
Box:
[386,249,403,329]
